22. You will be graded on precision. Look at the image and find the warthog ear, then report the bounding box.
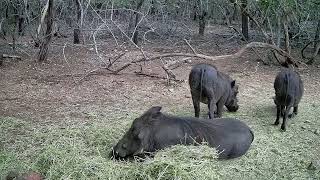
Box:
[138,128,151,147]
[231,80,236,88]
[149,106,162,112]
[138,129,146,140]
[147,106,162,118]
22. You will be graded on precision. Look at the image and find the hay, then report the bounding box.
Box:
[0,101,320,179]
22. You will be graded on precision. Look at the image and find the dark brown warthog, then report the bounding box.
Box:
[274,68,304,131]
[110,106,254,160]
[189,64,239,118]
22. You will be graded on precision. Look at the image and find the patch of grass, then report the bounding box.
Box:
[1,101,320,179]
[0,116,220,179]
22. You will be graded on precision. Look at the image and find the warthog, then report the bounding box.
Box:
[110,106,254,160]
[189,64,239,118]
[274,68,304,131]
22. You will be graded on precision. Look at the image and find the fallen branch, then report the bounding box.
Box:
[2,54,22,60]
[184,39,197,54]
[134,71,183,82]
[76,67,115,84]
[0,97,20,101]
[169,58,191,70]
[162,64,176,79]
[229,26,268,65]
[113,42,298,74]
[307,43,320,65]
[108,52,126,68]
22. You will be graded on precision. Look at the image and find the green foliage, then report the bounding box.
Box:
[257,0,319,18]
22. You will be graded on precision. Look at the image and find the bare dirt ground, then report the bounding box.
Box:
[1,25,319,127]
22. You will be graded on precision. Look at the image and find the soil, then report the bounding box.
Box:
[1,25,319,126]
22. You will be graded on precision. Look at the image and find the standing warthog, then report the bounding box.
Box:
[110,106,254,160]
[189,64,239,118]
[274,68,304,131]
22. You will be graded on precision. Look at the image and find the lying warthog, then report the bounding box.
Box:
[110,106,254,160]
[274,68,304,131]
[189,64,239,118]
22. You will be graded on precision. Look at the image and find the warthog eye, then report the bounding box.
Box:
[122,143,127,149]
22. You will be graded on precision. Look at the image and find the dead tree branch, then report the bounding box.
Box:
[184,39,197,54]
[2,54,22,59]
[108,53,126,68]
[113,42,298,74]
[229,26,268,65]
[301,40,320,64]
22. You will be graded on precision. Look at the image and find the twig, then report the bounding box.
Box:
[110,0,114,21]
[108,52,126,68]
[76,67,115,84]
[162,64,176,79]
[301,40,320,59]
[143,28,155,43]
[16,46,31,57]
[62,43,77,83]
[134,71,183,82]
[62,43,69,64]
[229,26,246,40]
[130,9,148,40]
[92,24,108,67]
[87,2,119,45]
[77,68,101,83]
[169,58,190,70]
[2,54,22,60]
[229,26,267,65]
[0,18,4,33]
[184,39,197,54]
[88,2,148,62]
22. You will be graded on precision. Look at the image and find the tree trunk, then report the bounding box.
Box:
[306,21,320,64]
[132,17,139,44]
[276,16,282,47]
[2,5,8,37]
[66,0,73,27]
[282,15,292,67]
[11,34,16,50]
[193,5,197,20]
[74,28,80,44]
[283,18,291,55]
[198,10,207,36]
[132,0,144,45]
[225,7,232,25]
[74,0,82,44]
[241,0,249,40]
[38,0,54,62]
[150,0,155,15]
[232,2,239,21]
[18,17,25,35]
[314,20,320,51]
[306,42,320,65]
[13,6,19,39]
